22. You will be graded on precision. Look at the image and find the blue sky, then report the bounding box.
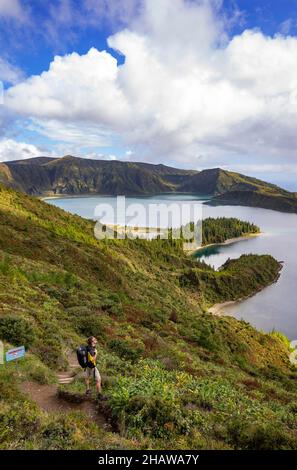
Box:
[1,0,297,190]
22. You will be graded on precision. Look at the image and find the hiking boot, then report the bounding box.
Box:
[97,393,108,401]
[86,389,91,396]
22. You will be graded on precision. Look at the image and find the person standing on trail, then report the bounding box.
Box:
[85,336,102,396]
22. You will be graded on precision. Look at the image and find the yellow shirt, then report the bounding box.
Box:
[87,348,97,367]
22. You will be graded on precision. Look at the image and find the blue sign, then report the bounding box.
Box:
[6,346,25,362]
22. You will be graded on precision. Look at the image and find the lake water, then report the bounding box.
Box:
[45,195,297,340]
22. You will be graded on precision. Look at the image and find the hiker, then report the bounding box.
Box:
[84,336,102,396]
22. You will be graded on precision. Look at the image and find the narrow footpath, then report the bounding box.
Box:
[21,352,106,428]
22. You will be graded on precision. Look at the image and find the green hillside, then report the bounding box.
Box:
[209,189,297,213]
[0,184,296,450]
[0,156,195,196]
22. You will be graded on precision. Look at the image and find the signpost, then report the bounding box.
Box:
[5,346,25,362]
[0,344,25,371]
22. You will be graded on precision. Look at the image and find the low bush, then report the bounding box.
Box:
[227,419,297,450]
[108,338,144,362]
[0,315,35,348]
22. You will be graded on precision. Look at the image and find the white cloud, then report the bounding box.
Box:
[6,48,129,126]
[84,152,117,161]
[0,57,23,84]
[27,119,111,148]
[0,139,44,162]
[4,0,297,170]
[222,163,297,175]
[0,0,25,21]
[41,0,141,49]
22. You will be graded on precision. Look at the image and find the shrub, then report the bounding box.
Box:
[75,314,107,340]
[269,331,292,351]
[228,419,297,450]
[27,364,56,385]
[100,292,123,317]
[37,339,66,369]
[0,315,35,348]
[108,338,144,362]
[107,364,203,439]
[0,401,41,445]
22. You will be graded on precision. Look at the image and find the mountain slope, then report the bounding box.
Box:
[1,156,297,213]
[183,168,297,213]
[1,156,196,196]
[0,183,296,450]
[209,189,297,213]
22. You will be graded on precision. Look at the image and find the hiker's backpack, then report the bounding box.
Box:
[76,345,88,369]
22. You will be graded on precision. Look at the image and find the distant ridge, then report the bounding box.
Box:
[0,155,297,213]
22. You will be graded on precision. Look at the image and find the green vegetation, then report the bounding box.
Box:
[0,183,296,450]
[209,190,297,214]
[0,315,35,348]
[180,254,281,305]
[202,217,259,246]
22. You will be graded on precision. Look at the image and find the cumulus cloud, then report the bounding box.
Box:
[4,0,297,170]
[6,48,129,126]
[0,139,45,162]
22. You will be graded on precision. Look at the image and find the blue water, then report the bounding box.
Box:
[45,195,297,339]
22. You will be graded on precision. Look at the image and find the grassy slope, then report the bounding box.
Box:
[0,184,296,450]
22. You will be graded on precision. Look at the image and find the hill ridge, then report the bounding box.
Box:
[0,155,297,213]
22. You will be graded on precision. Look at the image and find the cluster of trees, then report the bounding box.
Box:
[201,217,259,246]
[117,217,260,253]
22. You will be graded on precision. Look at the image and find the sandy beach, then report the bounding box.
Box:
[208,300,240,316]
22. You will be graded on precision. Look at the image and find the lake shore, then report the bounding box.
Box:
[208,261,284,317]
[185,231,262,255]
[197,232,261,252]
[208,300,239,316]
[41,192,210,201]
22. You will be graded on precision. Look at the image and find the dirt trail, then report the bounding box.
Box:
[20,351,107,428]
[56,352,77,385]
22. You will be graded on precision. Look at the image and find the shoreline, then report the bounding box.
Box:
[208,262,283,317]
[41,193,113,201]
[208,300,238,316]
[196,232,261,252]
[186,231,262,255]
[41,192,211,202]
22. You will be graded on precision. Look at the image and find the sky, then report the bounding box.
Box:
[1,0,297,190]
